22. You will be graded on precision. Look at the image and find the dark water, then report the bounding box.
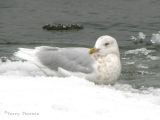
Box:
[0,0,160,88]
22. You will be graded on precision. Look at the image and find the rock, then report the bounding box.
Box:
[42,24,83,31]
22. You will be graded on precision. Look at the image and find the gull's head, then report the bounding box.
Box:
[89,35,120,56]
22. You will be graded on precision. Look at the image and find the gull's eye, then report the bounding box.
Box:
[104,43,109,46]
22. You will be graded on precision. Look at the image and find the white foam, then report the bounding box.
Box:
[125,48,155,55]
[0,61,160,120]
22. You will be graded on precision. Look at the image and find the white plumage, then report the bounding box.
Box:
[15,35,121,84]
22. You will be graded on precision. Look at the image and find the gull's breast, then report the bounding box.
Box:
[95,54,121,84]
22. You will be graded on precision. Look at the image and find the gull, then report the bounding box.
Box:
[15,35,121,84]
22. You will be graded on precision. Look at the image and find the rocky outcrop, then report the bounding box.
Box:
[42,24,83,31]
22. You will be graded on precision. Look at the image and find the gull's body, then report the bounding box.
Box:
[15,35,121,84]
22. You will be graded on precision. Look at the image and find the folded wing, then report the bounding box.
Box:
[15,46,94,74]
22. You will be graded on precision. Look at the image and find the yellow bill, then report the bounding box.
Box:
[89,48,99,54]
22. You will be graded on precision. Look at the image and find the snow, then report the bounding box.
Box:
[0,61,160,120]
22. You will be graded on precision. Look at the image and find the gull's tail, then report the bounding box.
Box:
[14,47,56,76]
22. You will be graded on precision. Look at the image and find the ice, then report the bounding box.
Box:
[130,32,146,41]
[138,32,146,40]
[147,55,160,60]
[137,64,149,69]
[151,32,160,44]
[125,48,160,61]
[130,32,146,44]
[125,48,155,55]
[130,31,160,45]
[0,61,160,120]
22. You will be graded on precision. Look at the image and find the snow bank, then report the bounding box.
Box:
[0,75,160,120]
